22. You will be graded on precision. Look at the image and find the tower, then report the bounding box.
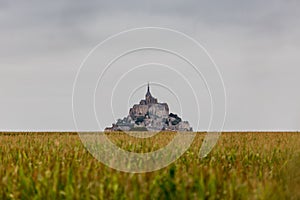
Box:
[145,83,157,104]
[146,82,151,97]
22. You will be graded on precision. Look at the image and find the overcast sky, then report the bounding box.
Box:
[1,0,300,131]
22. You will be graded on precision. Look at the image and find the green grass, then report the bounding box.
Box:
[0,132,299,199]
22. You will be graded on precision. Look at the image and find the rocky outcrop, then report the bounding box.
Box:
[105,84,193,132]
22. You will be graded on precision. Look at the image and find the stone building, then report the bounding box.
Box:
[105,83,193,132]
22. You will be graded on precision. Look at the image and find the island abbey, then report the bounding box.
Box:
[105,83,193,132]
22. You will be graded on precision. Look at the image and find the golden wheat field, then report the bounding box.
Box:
[0,132,299,200]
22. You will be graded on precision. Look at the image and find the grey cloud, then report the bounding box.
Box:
[0,0,300,130]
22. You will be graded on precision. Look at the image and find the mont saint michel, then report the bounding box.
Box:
[105,84,193,132]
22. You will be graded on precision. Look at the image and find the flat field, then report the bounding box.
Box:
[0,132,299,200]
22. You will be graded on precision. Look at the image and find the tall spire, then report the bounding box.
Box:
[146,82,152,98]
[145,82,158,104]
